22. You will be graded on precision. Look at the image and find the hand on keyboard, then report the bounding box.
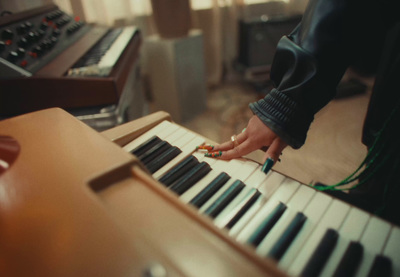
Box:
[199,115,287,172]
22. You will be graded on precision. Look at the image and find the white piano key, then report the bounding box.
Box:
[200,155,220,166]
[235,180,300,244]
[244,166,271,189]
[278,193,332,271]
[123,120,175,152]
[153,135,205,179]
[355,216,392,277]
[278,192,333,271]
[155,123,181,140]
[179,159,231,203]
[232,160,259,182]
[235,198,282,244]
[198,160,252,213]
[287,199,351,276]
[382,226,400,277]
[229,195,267,237]
[120,121,400,277]
[214,186,259,228]
[180,170,222,204]
[256,185,316,256]
[267,177,301,203]
[152,128,204,177]
[285,185,316,211]
[162,127,188,145]
[200,163,288,217]
[226,168,280,237]
[191,151,206,162]
[319,207,370,277]
[98,26,137,68]
[227,168,282,237]
[197,179,238,214]
[168,130,196,147]
[257,171,287,198]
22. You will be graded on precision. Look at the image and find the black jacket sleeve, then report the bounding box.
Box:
[249,0,374,149]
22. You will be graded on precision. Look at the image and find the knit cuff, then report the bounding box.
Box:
[249,89,314,149]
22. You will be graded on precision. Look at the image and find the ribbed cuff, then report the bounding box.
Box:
[249,89,314,149]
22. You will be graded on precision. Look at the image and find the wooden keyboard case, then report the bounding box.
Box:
[0,108,286,277]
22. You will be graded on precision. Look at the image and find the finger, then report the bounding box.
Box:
[262,138,287,164]
[213,132,247,152]
[259,138,287,175]
[218,139,258,160]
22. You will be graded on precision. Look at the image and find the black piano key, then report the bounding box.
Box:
[203,180,245,218]
[332,241,363,277]
[189,172,231,208]
[158,155,199,186]
[268,212,307,261]
[146,146,182,174]
[169,162,212,195]
[300,228,339,277]
[139,140,171,165]
[131,135,162,157]
[225,189,262,229]
[367,255,392,277]
[247,202,287,247]
[72,28,123,68]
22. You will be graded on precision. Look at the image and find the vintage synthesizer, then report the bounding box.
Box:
[1,108,399,277]
[0,4,141,116]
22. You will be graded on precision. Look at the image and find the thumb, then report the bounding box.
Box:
[261,138,287,174]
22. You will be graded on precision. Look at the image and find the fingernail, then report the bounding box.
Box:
[205,151,222,158]
[261,158,274,174]
[196,144,214,151]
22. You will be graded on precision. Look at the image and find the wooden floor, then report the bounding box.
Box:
[182,73,374,187]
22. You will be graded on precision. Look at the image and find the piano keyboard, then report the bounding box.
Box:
[67,26,137,77]
[122,119,400,277]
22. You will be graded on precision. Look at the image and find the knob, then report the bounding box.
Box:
[38,30,46,38]
[52,29,61,36]
[32,46,43,55]
[40,22,48,30]
[1,29,13,40]
[17,23,27,34]
[18,37,28,47]
[7,51,19,62]
[50,36,58,45]
[17,47,25,56]
[24,21,33,29]
[26,31,36,42]
[40,39,51,50]
[0,41,5,52]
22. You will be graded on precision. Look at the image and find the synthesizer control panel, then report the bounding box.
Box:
[0,4,142,118]
[0,5,91,77]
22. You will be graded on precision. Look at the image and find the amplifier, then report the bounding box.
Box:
[237,15,302,68]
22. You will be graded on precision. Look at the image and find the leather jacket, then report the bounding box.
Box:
[249,0,398,149]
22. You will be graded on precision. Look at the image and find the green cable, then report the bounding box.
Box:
[315,97,400,192]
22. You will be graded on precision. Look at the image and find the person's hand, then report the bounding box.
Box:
[198,115,287,173]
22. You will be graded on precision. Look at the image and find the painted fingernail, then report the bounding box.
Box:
[196,144,214,151]
[261,158,274,174]
[205,151,222,158]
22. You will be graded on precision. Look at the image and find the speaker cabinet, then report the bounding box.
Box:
[237,15,302,68]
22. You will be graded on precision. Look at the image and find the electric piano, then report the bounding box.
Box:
[1,108,399,277]
[0,4,141,117]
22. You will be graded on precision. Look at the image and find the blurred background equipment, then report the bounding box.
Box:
[0,4,147,130]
